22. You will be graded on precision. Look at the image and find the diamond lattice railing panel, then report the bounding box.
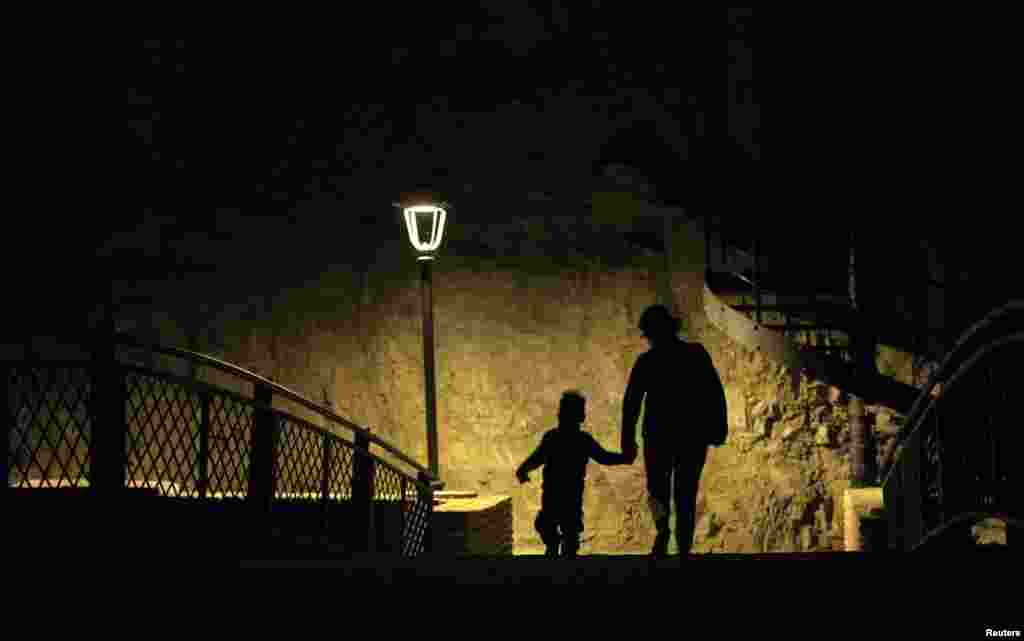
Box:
[206,393,254,499]
[275,419,324,501]
[4,360,436,556]
[939,371,982,519]
[932,382,975,528]
[992,346,1017,517]
[374,463,406,502]
[325,437,355,501]
[915,339,1022,539]
[378,467,426,557]
[941,354,1001,519]
[8,366,92,488]
[402,487,433,557]
[124,371,202,498]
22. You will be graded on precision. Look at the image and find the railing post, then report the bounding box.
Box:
[849,393,874,486]
[197,390,210,499]
[753,237,761,325]
[718,218,725,269]
[352,430,375,553]
[248,382,278,528]
[320,432,332,541]
[883,460,903,551]
[417,470,435,555]
[398,476,408,555]
[1009,522,1022,550]
[703,213,711,271]
[901,428,924,550]
[848,230,877,486]
[89,328,127,494]
[2,364,10,491]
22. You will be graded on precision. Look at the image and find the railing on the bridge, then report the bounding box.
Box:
[2,331,443,557]
[881,301,1023,551]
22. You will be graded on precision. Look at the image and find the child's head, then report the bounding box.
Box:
[558,390,586,428]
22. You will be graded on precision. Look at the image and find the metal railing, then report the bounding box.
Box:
[701,214,950,362]
[880,301,1023,550]
[3,330,442,557]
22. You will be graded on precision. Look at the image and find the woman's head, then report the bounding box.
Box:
[638,304,681,342]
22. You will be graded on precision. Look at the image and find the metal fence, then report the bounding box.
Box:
[3,332,440,557]
[881,301,1023,550]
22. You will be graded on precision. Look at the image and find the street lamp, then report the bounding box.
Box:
[396,192,449,480]
[403,204,447,261]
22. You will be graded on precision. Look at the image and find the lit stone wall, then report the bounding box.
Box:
[110,194,934,554]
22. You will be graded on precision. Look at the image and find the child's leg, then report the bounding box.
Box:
[561,518,583,558]
[558,500,584,558]
[534,510,559,555]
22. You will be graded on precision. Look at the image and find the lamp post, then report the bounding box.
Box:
[397,194,448,481]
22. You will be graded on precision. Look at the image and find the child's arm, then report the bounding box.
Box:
[516,435,548,483]
[588,435,632,466]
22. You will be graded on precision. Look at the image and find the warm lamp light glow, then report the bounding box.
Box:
[403,204,447,259]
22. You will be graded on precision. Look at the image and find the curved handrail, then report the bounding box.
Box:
[271,406,426,499]
[703,280,801,366]
[878,299,1024,478]
[117,332,441,486]
[29,328,441,487]
[702,280,920,413]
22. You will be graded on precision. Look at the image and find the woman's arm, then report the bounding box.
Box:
[621,355,645,460]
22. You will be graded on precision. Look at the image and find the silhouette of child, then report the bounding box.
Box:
[516,390,633,558]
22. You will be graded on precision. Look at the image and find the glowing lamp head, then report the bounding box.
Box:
[402,203,447,260]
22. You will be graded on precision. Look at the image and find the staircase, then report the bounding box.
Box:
[701,215,943,419]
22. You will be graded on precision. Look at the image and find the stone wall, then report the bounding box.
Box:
[107,193,936,554]
[690,317,934,554]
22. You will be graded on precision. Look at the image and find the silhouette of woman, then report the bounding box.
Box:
[621,305,727,558]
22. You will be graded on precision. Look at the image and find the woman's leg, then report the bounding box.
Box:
[673,445,708,556]
[644,439,673,555]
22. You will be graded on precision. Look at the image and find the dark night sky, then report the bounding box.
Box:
[3,6,1012,343]
[125,7,749,235]
[113,8,1013,326]
[96,7,758,322]
[21,6,752,334]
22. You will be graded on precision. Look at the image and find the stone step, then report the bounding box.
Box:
[240,553,872,579]
[239,548,1012,572]
[240,551,1016,580]
[433,490,479,500]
